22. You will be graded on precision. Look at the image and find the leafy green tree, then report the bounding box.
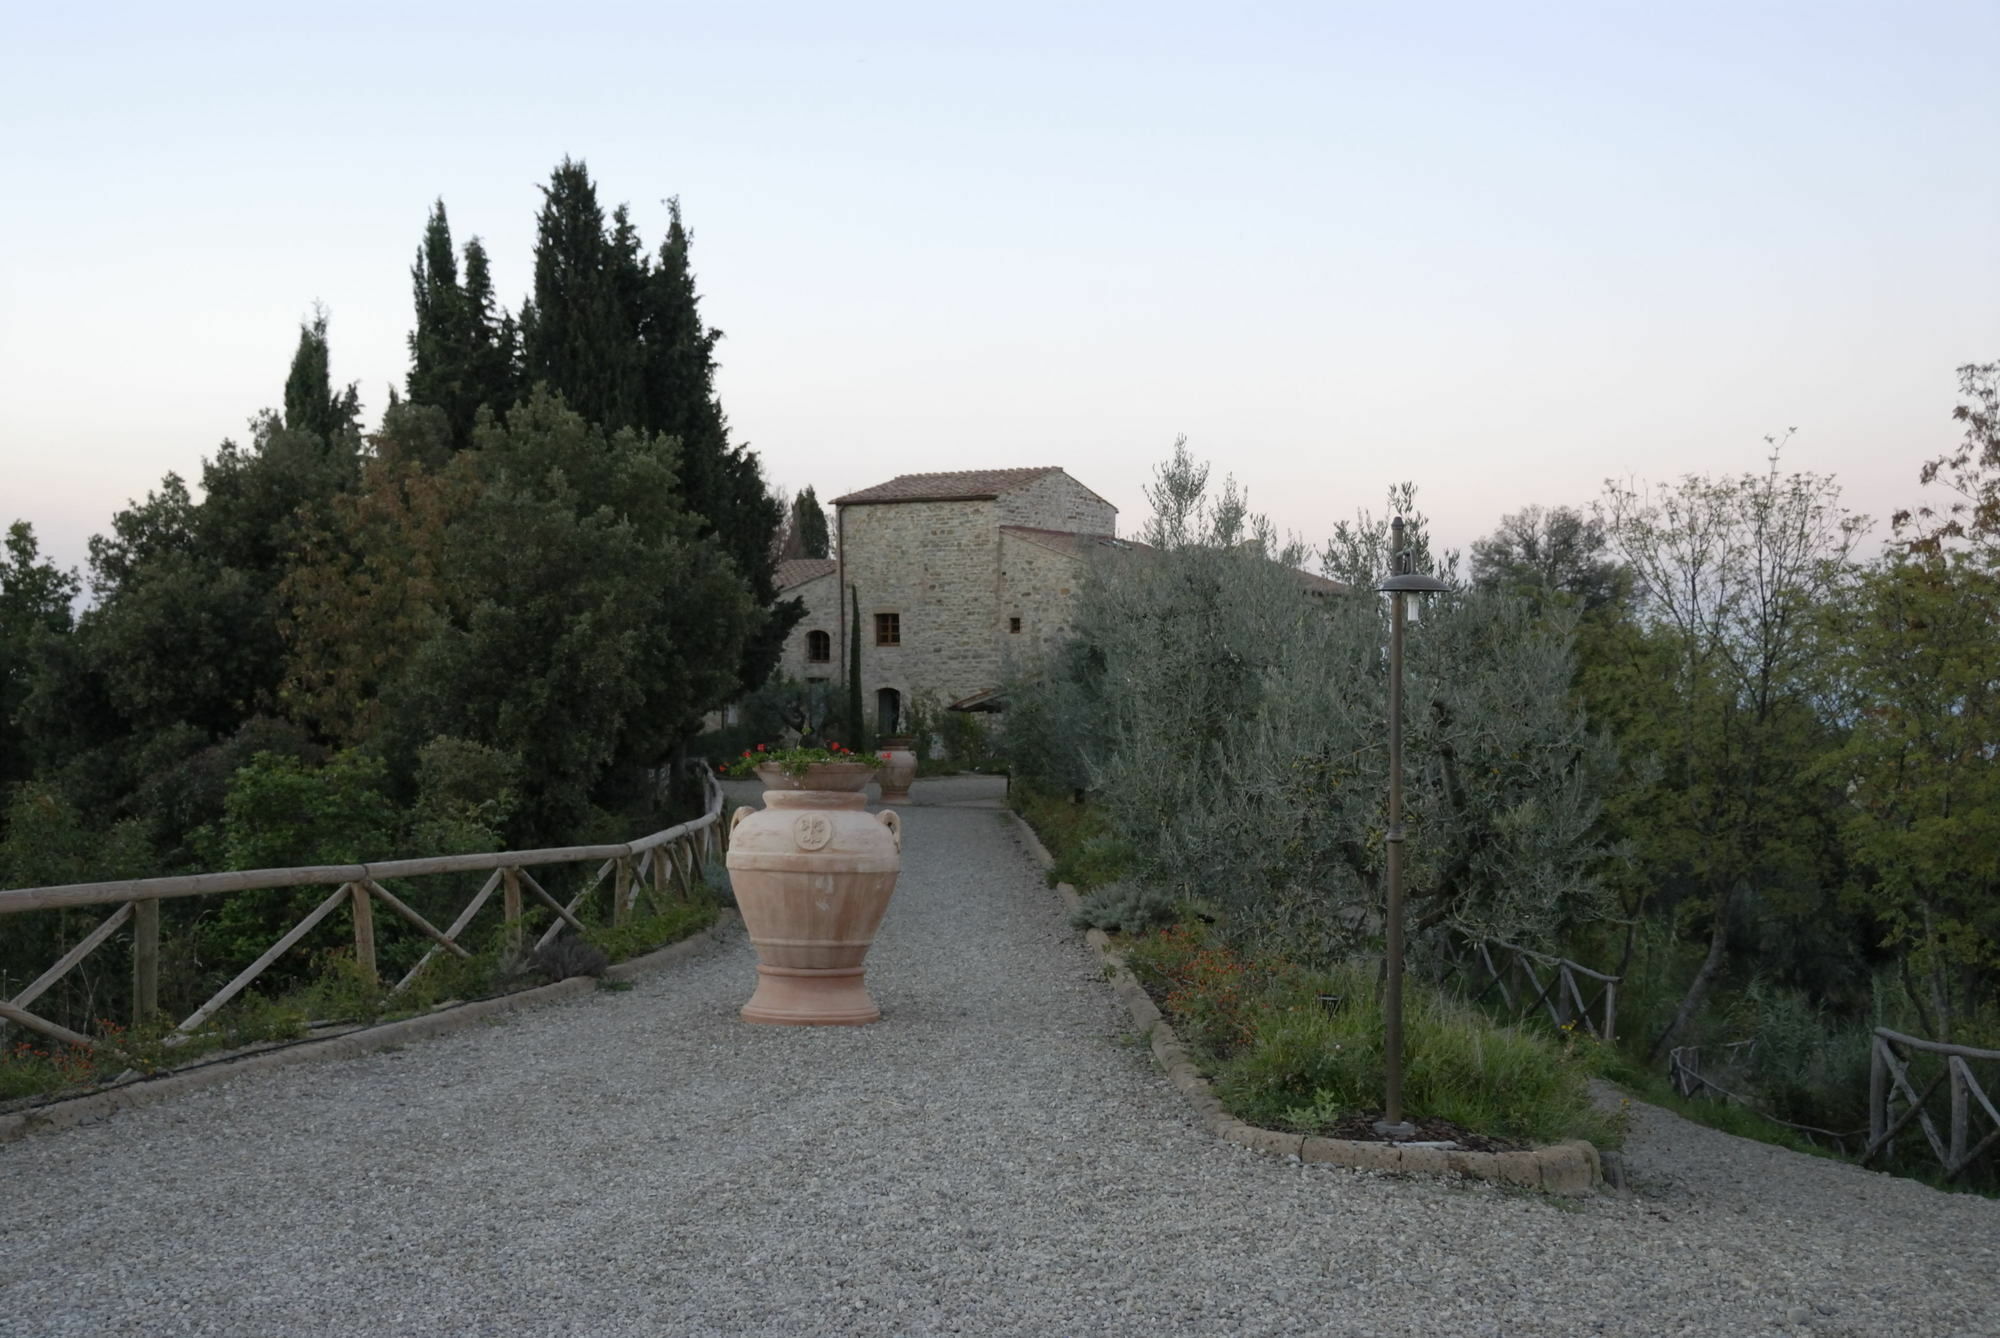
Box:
[278,403,476,742]
[1470,504,1629,614]
[203,749,399,972]
[1831,549,2000,1042]
[409,736,522,855]
[0,785,153,1029]
[1897,360,2000,557]
[16,325,362,863]
[221,749,397,871]
[382,389,755,840]
[1595,447,1866,1056]
[0,522,78,793]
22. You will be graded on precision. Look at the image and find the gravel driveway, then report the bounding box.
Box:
[2,790,1994,1337]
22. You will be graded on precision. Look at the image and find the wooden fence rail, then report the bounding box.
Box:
[0,765,726,1053]
[1864,1028,2000,1181]
[1667,1041,1866,1155]
[1442,938,1620,1042]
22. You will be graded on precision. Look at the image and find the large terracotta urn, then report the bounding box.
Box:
[876,737,917,804]
[726,762,901,1025]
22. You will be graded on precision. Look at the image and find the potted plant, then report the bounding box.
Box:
[875,736,918,803]
[722,742,901,1024]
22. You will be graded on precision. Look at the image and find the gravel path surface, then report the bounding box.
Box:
[3,788,1995,1337]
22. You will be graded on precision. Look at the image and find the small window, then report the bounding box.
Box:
[1009,617,1022,634]
[875,613,900,646]
[806,629,831,663]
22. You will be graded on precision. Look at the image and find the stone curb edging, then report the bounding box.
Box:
[1010,813,1601,1196]
[0,912,741,1146]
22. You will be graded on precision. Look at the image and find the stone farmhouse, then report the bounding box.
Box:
[774,467,1129,736]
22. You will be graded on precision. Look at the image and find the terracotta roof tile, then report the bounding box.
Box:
[774,558,837,590]
[833,467,1067,505]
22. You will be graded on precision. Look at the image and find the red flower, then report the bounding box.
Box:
[741,751,751,758]
[880,752,892,760]
[757,743,767,752]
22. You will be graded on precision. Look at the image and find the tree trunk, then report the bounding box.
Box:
[1648,888,1733,1062]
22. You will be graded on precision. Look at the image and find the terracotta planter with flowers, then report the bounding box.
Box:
[875,736,917,804]
[723,746,900,1025]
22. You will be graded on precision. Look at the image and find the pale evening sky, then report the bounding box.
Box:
[2,2,1995,583]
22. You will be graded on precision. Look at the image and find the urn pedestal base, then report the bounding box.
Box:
[741,964,881,1026]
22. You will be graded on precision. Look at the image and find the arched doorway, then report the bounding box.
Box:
[876,687,902,736]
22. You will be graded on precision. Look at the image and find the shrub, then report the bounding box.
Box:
[585,901,716,963]
[1127,923,1613,1147]
[1009,779,1132,890]
[1070,880,1178,935]
[532,935,610,981]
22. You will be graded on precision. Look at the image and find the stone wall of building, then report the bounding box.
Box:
[775,572,842,684]
[840,497,1003,725]
[997,531,1088,678]
[995,472,1116,534]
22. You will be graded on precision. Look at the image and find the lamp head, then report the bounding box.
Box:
[1376,515,1449,595]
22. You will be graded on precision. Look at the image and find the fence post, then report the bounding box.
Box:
[503,867,523,955]
[350,882,376,985]
[614,857,634,926]
[1949,1057,1969,1173]
[1602,979,1617,1045]
[131,898,160,1028]
[1869,1034,1888,1152]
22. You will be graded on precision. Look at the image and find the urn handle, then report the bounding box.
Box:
[730,807,752,836]
[877,809,901,851]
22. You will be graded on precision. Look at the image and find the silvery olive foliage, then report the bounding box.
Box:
[1011,441,1617,961]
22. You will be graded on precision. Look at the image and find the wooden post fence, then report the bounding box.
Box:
[1444,938,1620,1042]
[0,764,725,1054]
[1864,1028,2000,1181]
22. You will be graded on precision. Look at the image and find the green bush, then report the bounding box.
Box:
[1128,924,1613,1147]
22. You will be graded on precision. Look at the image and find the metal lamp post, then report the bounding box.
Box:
[1375,516,1448,1139]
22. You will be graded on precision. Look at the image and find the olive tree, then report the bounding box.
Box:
[1016,442,1617,962]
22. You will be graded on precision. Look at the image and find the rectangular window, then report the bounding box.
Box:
[1009,617,1022,633]
[874,612,900,646]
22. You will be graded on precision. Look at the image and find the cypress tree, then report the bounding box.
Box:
[847,584,868,752]
[460,237,521,430]
[637,197,795,687]
[283,308,360,443]
[407,199,520,447]
[519,158,634,430]
[407,201,470,438]
[790,487,832,559]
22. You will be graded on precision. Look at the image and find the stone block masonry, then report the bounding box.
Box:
[829,469,1117,719]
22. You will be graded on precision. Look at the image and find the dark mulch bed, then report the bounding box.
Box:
[1301,1112,1524,1153]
